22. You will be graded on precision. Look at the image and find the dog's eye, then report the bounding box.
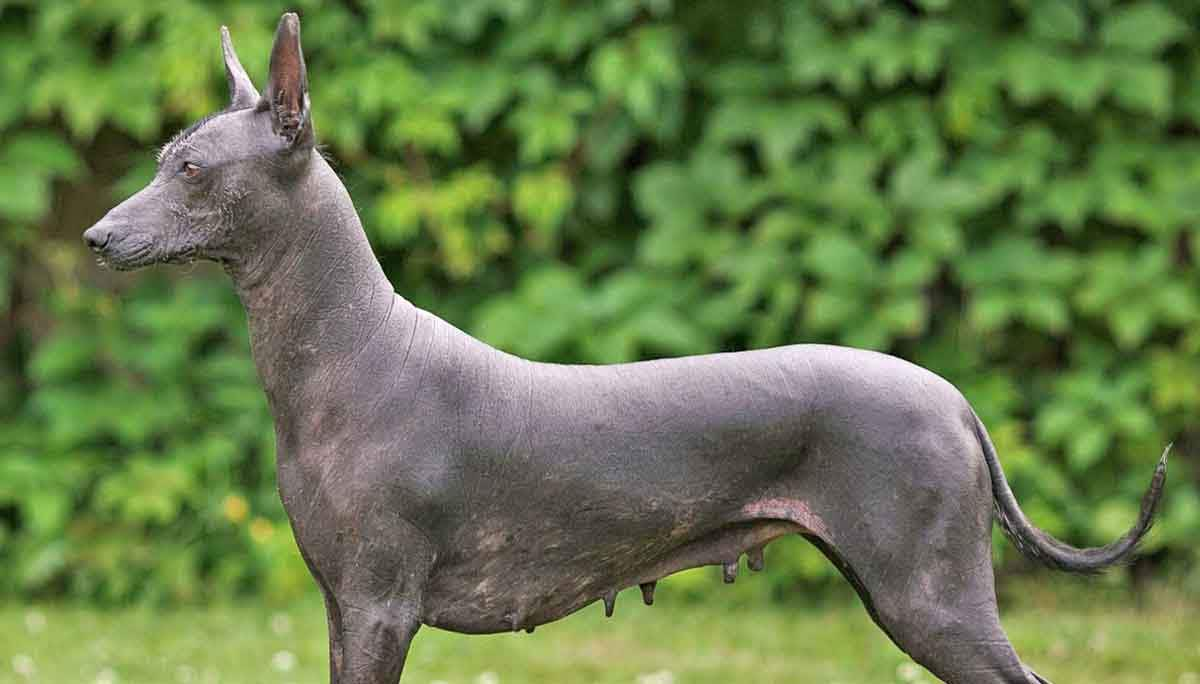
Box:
[181,161,203,179]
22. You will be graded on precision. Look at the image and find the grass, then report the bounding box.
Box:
[2,577,1197,684]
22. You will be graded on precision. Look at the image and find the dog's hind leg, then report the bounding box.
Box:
[796,442,1047,682]
[847,552,1043,683]
[807,524,1046,683]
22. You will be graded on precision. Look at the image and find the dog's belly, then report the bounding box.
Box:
[418,505,811,634]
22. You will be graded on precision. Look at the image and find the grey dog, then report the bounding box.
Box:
[83,13,1168,684]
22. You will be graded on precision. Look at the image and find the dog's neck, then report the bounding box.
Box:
[224,155,415,420]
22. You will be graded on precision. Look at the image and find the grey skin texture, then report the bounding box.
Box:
[83,14,1170,684]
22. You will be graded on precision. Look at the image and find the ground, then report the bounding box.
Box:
[2,576,1197,684]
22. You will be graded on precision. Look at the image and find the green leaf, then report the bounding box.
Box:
[1037,404,1083,444]
[2,132,82,178]
[29,330,96,383]
[384,108,460,155]
[634,162,699,221]
[1039,176,1093,230]
[1053,57,1109,111]
[113,158,156,201]
[20,542,67,591]
[880,296,926,336]
[1109,305,1155,348]
[1094,499,1140,543]
[887,250,937,290]
[1068,427,1111,472]
[805,289,863,332]
[0,167,49,222]
[1021,295,1070,334]
[512,166,575,243]
[1107,59,1172,117]
[1029,0,1086,43]
[803,234,876,283]
[1100,3,1187,54]
[630,308,709,356]
[970,291,1014,332]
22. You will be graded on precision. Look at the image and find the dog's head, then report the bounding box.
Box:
[83,13,315,270]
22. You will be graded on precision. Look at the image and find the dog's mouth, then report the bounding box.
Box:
[99,248,203,271]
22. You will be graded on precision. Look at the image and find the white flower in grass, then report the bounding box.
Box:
[271,650,297,672]
[475,672,500,684]
[271,612,293,635]
[24,611,46,634]
[11,654,35,678]
[635,670,675,684]
[91,639,112,661]
[94,667,119,684]
[897,661,925,682]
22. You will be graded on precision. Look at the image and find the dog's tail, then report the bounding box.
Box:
[970,409,1169,574]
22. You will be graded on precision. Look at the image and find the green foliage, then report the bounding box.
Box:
[1,0,1197,603]
[1,276,307,602]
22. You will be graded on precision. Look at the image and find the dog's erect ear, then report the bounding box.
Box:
[221,26,259,110]
[262,12,313,148]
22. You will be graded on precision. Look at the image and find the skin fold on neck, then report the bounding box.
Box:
[224,154,415,423]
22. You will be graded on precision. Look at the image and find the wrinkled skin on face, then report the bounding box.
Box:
[83,14,1167,684]
[86,110,283,270]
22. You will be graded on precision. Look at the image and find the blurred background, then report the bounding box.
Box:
[1,0,1198,682]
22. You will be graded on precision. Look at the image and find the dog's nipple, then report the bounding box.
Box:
[640,581,656,606]
[748,546,765,572]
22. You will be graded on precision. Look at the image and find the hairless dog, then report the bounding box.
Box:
[83,13,1169,684]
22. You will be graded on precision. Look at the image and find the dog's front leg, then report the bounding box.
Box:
[303,516,434,684]
[325,594,420,684]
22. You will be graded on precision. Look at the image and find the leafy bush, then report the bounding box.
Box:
[1,0,1197,603]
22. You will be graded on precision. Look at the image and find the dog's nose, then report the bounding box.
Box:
[83,225,111,251]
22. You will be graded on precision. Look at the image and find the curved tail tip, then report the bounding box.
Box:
[1158,443,1172,472]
